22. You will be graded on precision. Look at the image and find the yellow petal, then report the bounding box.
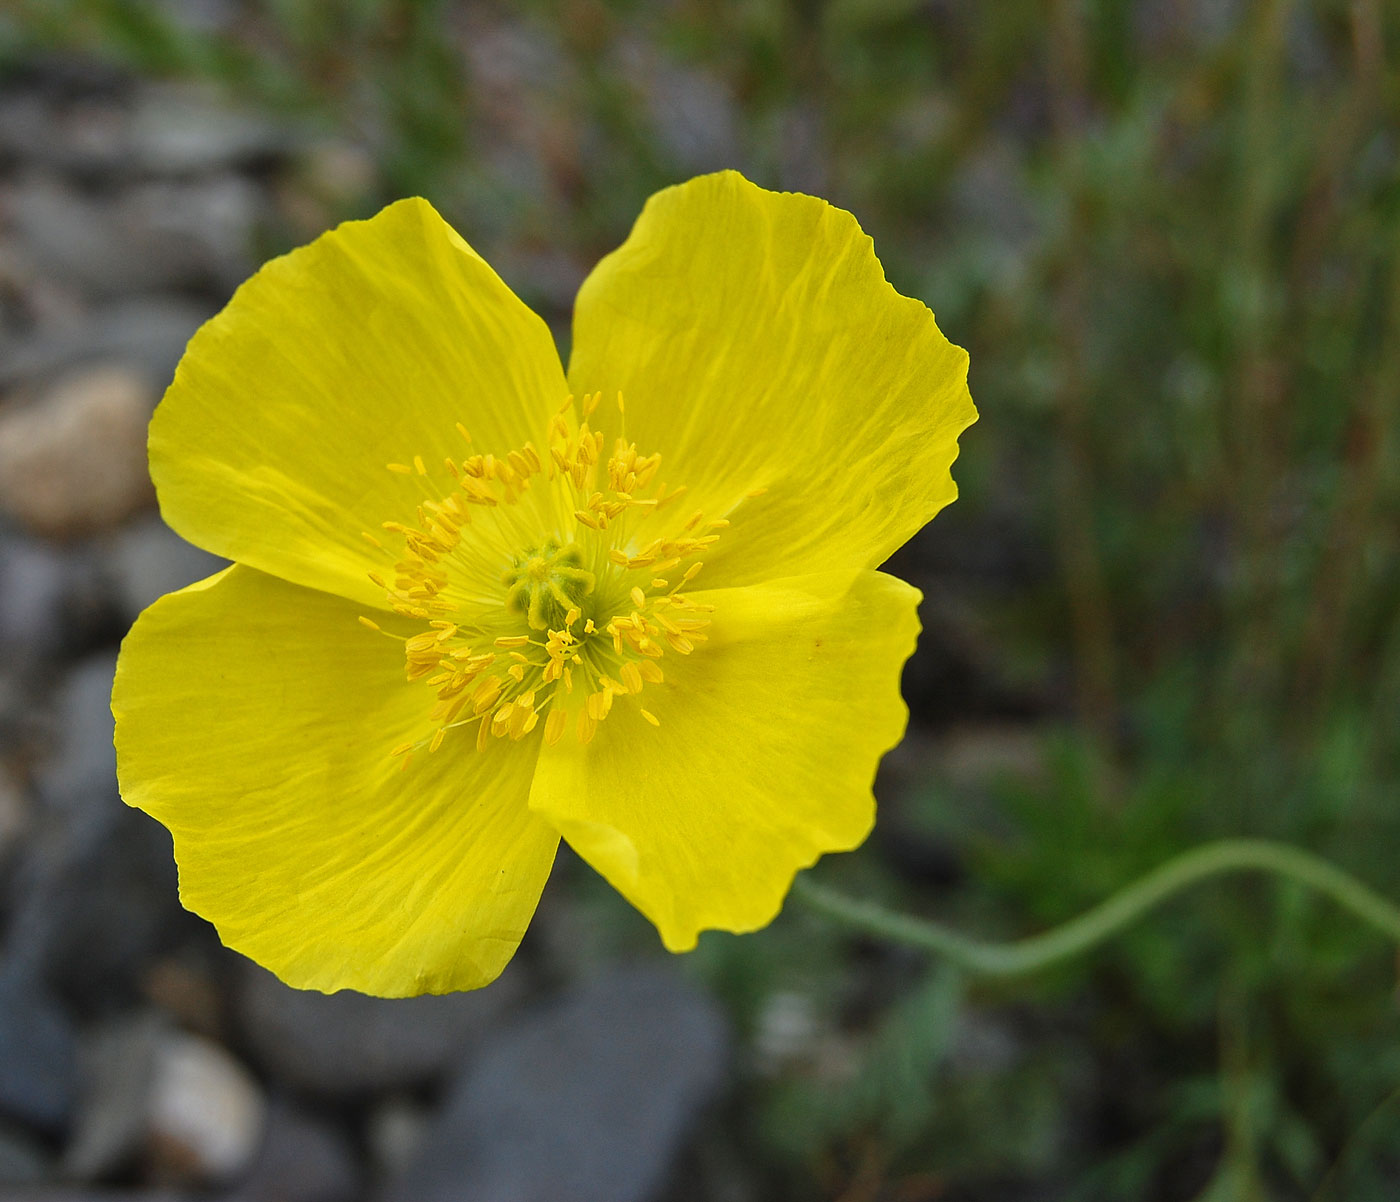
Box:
[568,170,976,590]
[151,198,567,610]
[527,570,919,951]
[113,565,558,996]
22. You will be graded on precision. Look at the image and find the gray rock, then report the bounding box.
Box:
[0,531,112,666]
[0,671,39,761]
[0,1117,51,1184]
[128,85,287,175]
[382,968,729,1202]
[1,1192,190,1202]
[0,965,78,1134]
[31,653,119,819]
[64,1014,267,1187]
[64,1012,162,1181]
[0,762,29,862]
[0,533,73,651]
[236,961,526,1099]
[227,1102,361,1202]
[7,654,184,1010]
[0,85,132,176]
[99,516,227,620]
[9,173,262,299]
[366,1096,430,1179]
[0,296,212,393]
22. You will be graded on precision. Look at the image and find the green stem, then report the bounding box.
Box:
[790,839,1400,977]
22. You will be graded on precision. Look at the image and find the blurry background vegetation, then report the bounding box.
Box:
[3,0,1399,1198]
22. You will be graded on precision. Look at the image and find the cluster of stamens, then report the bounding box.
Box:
[359,393,740,763]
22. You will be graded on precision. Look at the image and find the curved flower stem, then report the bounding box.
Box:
[789,838,1400,978]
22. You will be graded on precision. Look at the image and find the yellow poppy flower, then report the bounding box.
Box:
[112,170,976,996]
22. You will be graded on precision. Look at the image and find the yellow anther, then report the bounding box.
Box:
[640,709,660,727]
[387,462,414,475]
[367,408,721,759]
[473,677,503,713]
[545,707,568,746]
[508,697,536,740]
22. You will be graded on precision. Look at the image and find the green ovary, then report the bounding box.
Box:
[502,538,596,630]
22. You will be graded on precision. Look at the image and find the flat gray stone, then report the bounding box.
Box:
[0,296,212,392]
[382,968,729,1202]
[0,966,77,1134]
[0,1117,51,1184]
[8,655,184,1009]
[99,516,227,620]
[226,1101,361,1202]
[236,961,526,1098]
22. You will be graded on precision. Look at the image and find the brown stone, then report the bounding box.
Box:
[0,365,156,539]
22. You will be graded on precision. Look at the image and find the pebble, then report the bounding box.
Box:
[30,652,119,820]
[382,968,729,1202]
[64,1012,161,1181]
[3,1191,190,1202]
[236,961,526,1099]
[8,654,183,1011]
[366,1096,431,1179]
[0,1118,51,1184]
[0,531,114,666]
[100,515,227,619]
[147,1030,266,1186]
[127,84,286,175]
[0,761,31,861]
[0,296,211,393]
[0,965,78,1135]
[226,1101,361,1202]
[8,173,260,299]
[0,364,156,540]
[65,1014,268,1187]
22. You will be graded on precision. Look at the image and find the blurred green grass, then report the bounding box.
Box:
[4,1,1399,1197]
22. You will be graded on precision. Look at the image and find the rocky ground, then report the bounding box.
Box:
[0,56,737,1202]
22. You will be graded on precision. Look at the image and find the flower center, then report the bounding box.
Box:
[360,392,734,761]
[502,539,595,630]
